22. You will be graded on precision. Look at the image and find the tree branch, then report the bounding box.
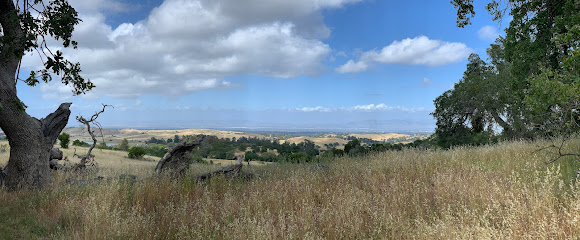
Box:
[74,104,111,167]
[0,0,25,85]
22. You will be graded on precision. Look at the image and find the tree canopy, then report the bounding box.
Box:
[434,0,580,148]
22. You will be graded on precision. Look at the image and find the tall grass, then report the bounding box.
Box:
[0,139,579,239]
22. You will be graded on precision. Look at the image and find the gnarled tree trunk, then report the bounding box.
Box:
[0,0,73,190]
[156,136,205,178]
[0,102,71,190]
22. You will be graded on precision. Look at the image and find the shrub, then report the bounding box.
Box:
[72,139,90,147]
[57,132,70,149]
[118,138,129,151]
[128,146,146,159]
[97,142,112,150]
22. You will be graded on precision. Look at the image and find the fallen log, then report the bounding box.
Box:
[194,155,256,183]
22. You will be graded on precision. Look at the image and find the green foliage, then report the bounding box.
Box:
[145,137,165,144]
[12,99,28,112]
[142,145,168,158]
[525,67,580,136]
[97,142,112,150]
[344,139,367,155]
[7,0,95,95]
[450,0,475,27]
[57,133,70,149]
[118,138,129,151]
[128,146,146,159]
[245,151,260,161]
[72,139,90,147]
[285,153,311,163]
[437,0,580,148]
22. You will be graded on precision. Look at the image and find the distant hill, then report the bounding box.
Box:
[61,127,426,148]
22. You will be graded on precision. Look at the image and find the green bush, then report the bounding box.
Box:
[72,139,90,147]
[57,133,70,149]
[97,142,112,150]
[128,146,146,159]
[118,138,129,151]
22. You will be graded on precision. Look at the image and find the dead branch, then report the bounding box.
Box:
[73,104,111,171]
[533,142,580,164]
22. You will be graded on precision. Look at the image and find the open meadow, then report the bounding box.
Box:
[1,139,579,239]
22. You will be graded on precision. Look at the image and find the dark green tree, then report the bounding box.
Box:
[432,53,504,147]
[0,0,93,190]
[438,0,580,147]
[128,146,146,159]
[344,138,367,155]
[57,132,70,149]
[72,139,89,147]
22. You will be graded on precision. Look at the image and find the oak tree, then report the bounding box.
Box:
[0,0,92,190]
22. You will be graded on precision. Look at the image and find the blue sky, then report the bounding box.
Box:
[18,0,504,132]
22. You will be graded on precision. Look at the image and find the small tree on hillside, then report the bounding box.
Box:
[128,146,146,159]
[58,133,70,149]
[118,138,129,151]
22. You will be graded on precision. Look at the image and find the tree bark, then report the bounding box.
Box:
[155,136,205,178]
[0,0,73,190]
[0,102,71,190]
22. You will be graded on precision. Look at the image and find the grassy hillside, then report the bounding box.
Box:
[59,127,420,149]
[0,139,579,239]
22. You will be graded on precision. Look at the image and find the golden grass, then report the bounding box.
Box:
[348,133,411,141]
[1,139,579,239]
[63,127,268,145]
[284,136,349,147]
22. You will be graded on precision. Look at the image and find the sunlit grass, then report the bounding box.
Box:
[0,139,579,239]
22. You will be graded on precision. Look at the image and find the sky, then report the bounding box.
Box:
[18,0,505,132]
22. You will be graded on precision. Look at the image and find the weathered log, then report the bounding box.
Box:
[194,155,256,183]
[155,136,205,178]
[50,147,63,160]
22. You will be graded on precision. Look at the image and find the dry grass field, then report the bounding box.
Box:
[348,133,410,141]
[62,128,268,146]
[1,139,579,239]
[284,136,349,147]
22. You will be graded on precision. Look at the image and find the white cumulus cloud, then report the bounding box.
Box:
[336,36,471,73]
[335,60,369,73]
[22,0,362,99]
